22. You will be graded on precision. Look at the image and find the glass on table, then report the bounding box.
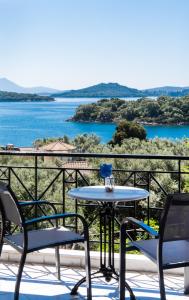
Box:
[105,175,114,192]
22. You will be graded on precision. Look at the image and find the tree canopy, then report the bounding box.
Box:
[110,120,147,145]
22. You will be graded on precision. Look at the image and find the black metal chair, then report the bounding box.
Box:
[119,193,189,300]
[0,182,92,300]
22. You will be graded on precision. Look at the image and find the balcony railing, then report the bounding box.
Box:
[0,150,189,249]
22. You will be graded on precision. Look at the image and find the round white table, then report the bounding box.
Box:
[68,185,149,203]
[68,185,149,299]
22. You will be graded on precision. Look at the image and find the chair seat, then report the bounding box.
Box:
[5,227,84,252]
[132,239,189,268]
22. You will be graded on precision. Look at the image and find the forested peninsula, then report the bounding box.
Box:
[69,95,189,125]
[0,91,54,102]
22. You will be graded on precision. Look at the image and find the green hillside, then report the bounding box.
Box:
[53,82,144,98]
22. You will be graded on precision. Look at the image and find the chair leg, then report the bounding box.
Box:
[0,233,4,257]
[14,251,27,300]
[158,265,166,300]
[0,242,3,257]
[84,240,92,300]
[184,266,189,294]
[55,246,61,280]
[119,224,126,300]
[0,220,5,257]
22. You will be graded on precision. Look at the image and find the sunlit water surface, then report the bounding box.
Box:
[0,98,188,146]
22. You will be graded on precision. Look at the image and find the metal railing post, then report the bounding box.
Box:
[34,155,38,227]
[178,159,181,193]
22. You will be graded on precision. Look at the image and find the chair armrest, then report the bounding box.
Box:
[24,212,87,228]
[23,213,89,240]
[19,200,49,206]
[19,200,57,214]
[126,217,158,237]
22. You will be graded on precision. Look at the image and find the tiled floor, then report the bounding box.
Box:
[0,263,187,299]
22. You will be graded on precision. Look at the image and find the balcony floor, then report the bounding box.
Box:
[0,262,187,299]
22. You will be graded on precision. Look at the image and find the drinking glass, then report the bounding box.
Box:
[105,175,114,192]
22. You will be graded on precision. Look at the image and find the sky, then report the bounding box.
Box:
[0,0,188,90]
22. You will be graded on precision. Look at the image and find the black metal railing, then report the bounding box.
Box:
[0,150,189,249]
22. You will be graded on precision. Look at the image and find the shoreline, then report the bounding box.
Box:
[67,118,189,126]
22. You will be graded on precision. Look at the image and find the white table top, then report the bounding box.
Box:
[68,185,149,203]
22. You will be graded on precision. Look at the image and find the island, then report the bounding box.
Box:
[0,91,55,102]
[68,95,189,125]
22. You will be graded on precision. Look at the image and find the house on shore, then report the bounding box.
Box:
[38,141,76,154]
[2,141,76,154]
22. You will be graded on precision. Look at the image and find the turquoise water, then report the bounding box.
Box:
[0,98,188,146]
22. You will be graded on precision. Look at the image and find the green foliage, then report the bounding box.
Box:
[110,121,147,145]
[73,134,101,152]
[70,95,189,124]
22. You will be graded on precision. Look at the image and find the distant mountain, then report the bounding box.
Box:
[1,78,189,98]
[143,86,189,97]
[0,78,61,95]
[53,82,189,98]
[52,82,145,98]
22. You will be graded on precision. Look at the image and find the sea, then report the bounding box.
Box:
[0,97,188,147]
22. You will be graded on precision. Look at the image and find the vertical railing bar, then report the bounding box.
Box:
[108,204,112,268]
[7,167,12,233]
[75,170,78,233]
[178,159,181,193]
[147,172,150,226]
[34,155,38,229]
[134,172,137,218]
[100,211,103,268]
[111,205,115,269]
[62,169,66,227]
[35,155,38,201]
[8,167,11,187]
[104,206,107,268]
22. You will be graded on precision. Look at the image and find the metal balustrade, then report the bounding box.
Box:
[0,150,189,249]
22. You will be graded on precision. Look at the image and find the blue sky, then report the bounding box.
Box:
[0,0,188,90]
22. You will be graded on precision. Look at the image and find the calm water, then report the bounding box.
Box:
[0,98,188,146]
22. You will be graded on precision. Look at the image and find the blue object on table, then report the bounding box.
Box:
[100,164,112,178]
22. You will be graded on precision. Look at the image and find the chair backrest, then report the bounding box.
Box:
[160,193,189,242]
[0,182,22,226]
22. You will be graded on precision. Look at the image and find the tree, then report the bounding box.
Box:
[110,120,147,145]
[73,134,101,152]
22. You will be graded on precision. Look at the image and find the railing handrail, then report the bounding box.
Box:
[0,150,188,160]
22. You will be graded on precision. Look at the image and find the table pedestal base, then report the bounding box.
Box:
[70,266,136,300]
